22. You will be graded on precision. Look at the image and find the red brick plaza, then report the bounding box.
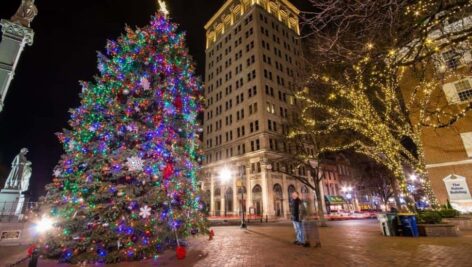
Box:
[10,220,472,267]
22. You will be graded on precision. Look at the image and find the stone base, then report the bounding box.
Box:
[442,217,472,231]
[0,222,35,246]
[418,224,460,237]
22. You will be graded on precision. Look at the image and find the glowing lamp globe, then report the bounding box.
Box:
[35,217,54,233]
[219,168,231,183]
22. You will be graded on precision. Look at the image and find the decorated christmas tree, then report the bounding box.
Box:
[39,7,207,264]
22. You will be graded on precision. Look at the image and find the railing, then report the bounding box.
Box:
[0,201,39,223]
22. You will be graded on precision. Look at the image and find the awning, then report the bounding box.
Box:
[325,195,346,205]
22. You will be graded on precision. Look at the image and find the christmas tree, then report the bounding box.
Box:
[39,9,207,264]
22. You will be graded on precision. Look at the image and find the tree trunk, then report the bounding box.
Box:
[314,180,328,227]
[392,179,407,211]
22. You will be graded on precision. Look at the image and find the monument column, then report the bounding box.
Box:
[0,0,37,112]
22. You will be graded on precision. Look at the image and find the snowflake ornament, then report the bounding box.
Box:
[53,169,61,177]
[139,205,152,219]
[126,156,144,172]
[140,77,151,90]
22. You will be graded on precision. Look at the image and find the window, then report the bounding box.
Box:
[268,120,277,132]
[249,102,258,115]
[266,102,275,114]
[456,79,472,102]
[251,139,260,152]
[442,50,461,69]
[247,55,255,66]
[443,78,472,104]
[461,132,472,158]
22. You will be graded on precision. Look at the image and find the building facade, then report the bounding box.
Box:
[423,50,472,211]
[201,0,354,218]
[400,17,472,211]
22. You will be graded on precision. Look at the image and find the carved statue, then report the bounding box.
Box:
[10,0,38,28]
[4,148,32,192]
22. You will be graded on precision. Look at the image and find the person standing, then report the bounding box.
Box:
[290,191,308,247]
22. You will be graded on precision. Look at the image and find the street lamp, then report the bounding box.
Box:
[219,168,232,218]
[34,216,54,234]
[341,186,353,212]
[236,178,247,229]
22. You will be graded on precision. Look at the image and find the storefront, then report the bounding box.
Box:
[324,195,346,213]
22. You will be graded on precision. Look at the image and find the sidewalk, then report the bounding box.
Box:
[0,245,29,267]
[8,220,472,266]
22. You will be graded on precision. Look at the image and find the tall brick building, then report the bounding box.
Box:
[201,0,350,218]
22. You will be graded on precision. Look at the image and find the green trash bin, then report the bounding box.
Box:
[387,212,400,236]
[377,213,398,236]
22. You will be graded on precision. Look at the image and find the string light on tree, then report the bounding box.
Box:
[39,9,208,264]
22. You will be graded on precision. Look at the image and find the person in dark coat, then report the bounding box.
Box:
[291,191,308,247]
[28,249,39,267]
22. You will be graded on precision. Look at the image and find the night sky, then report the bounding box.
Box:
[0,0,311,200]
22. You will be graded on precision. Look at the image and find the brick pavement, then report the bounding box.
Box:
[10,219,472,267]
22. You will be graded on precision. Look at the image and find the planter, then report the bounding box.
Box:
[417,224,459,237]
[442,217,472,231]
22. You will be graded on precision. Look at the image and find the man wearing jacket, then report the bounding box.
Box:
[290,191,308,247]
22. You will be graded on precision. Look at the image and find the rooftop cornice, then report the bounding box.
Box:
[205,0,300,30]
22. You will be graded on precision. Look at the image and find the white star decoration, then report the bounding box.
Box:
[53,169,61,177]
[140,77,151,90]
[126,156,144,172]
[158,0,169,17]
[139,205,152,219]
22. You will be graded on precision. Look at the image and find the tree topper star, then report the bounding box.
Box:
[158,0,169,17]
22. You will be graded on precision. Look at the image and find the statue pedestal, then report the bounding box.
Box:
[0,189,27,218]
[0,190,33,246]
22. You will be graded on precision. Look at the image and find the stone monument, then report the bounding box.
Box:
[0,148,35,246]
[0,148,32,217]
[0,0,38,112]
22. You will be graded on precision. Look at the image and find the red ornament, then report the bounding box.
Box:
[174,96,183,111]
[27,244,37,256]
[176,246,186,260]
[163,163,174,180]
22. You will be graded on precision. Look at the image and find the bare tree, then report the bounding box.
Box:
[352,158,398,211]
[302,0,472,67]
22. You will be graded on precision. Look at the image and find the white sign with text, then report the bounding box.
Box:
[443,174,472,201]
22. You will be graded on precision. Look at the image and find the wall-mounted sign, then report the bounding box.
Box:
[443,174,472,201]
[443,174,472,213]
[1,231,21,240]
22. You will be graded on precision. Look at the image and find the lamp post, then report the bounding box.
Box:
[342,186,353,212]
[219,168,231,218]
[236,179,247,228]
[408,174,419,210]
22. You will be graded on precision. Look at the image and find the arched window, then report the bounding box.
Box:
[214,188,221,197]
[288,184,296,196]
[238,186,247,195]
[301,185,309,194]
[273,183,283,199]
[252,184,262,193]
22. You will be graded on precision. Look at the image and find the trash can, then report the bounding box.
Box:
[377,213,397,236]
[398,213,419,237]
